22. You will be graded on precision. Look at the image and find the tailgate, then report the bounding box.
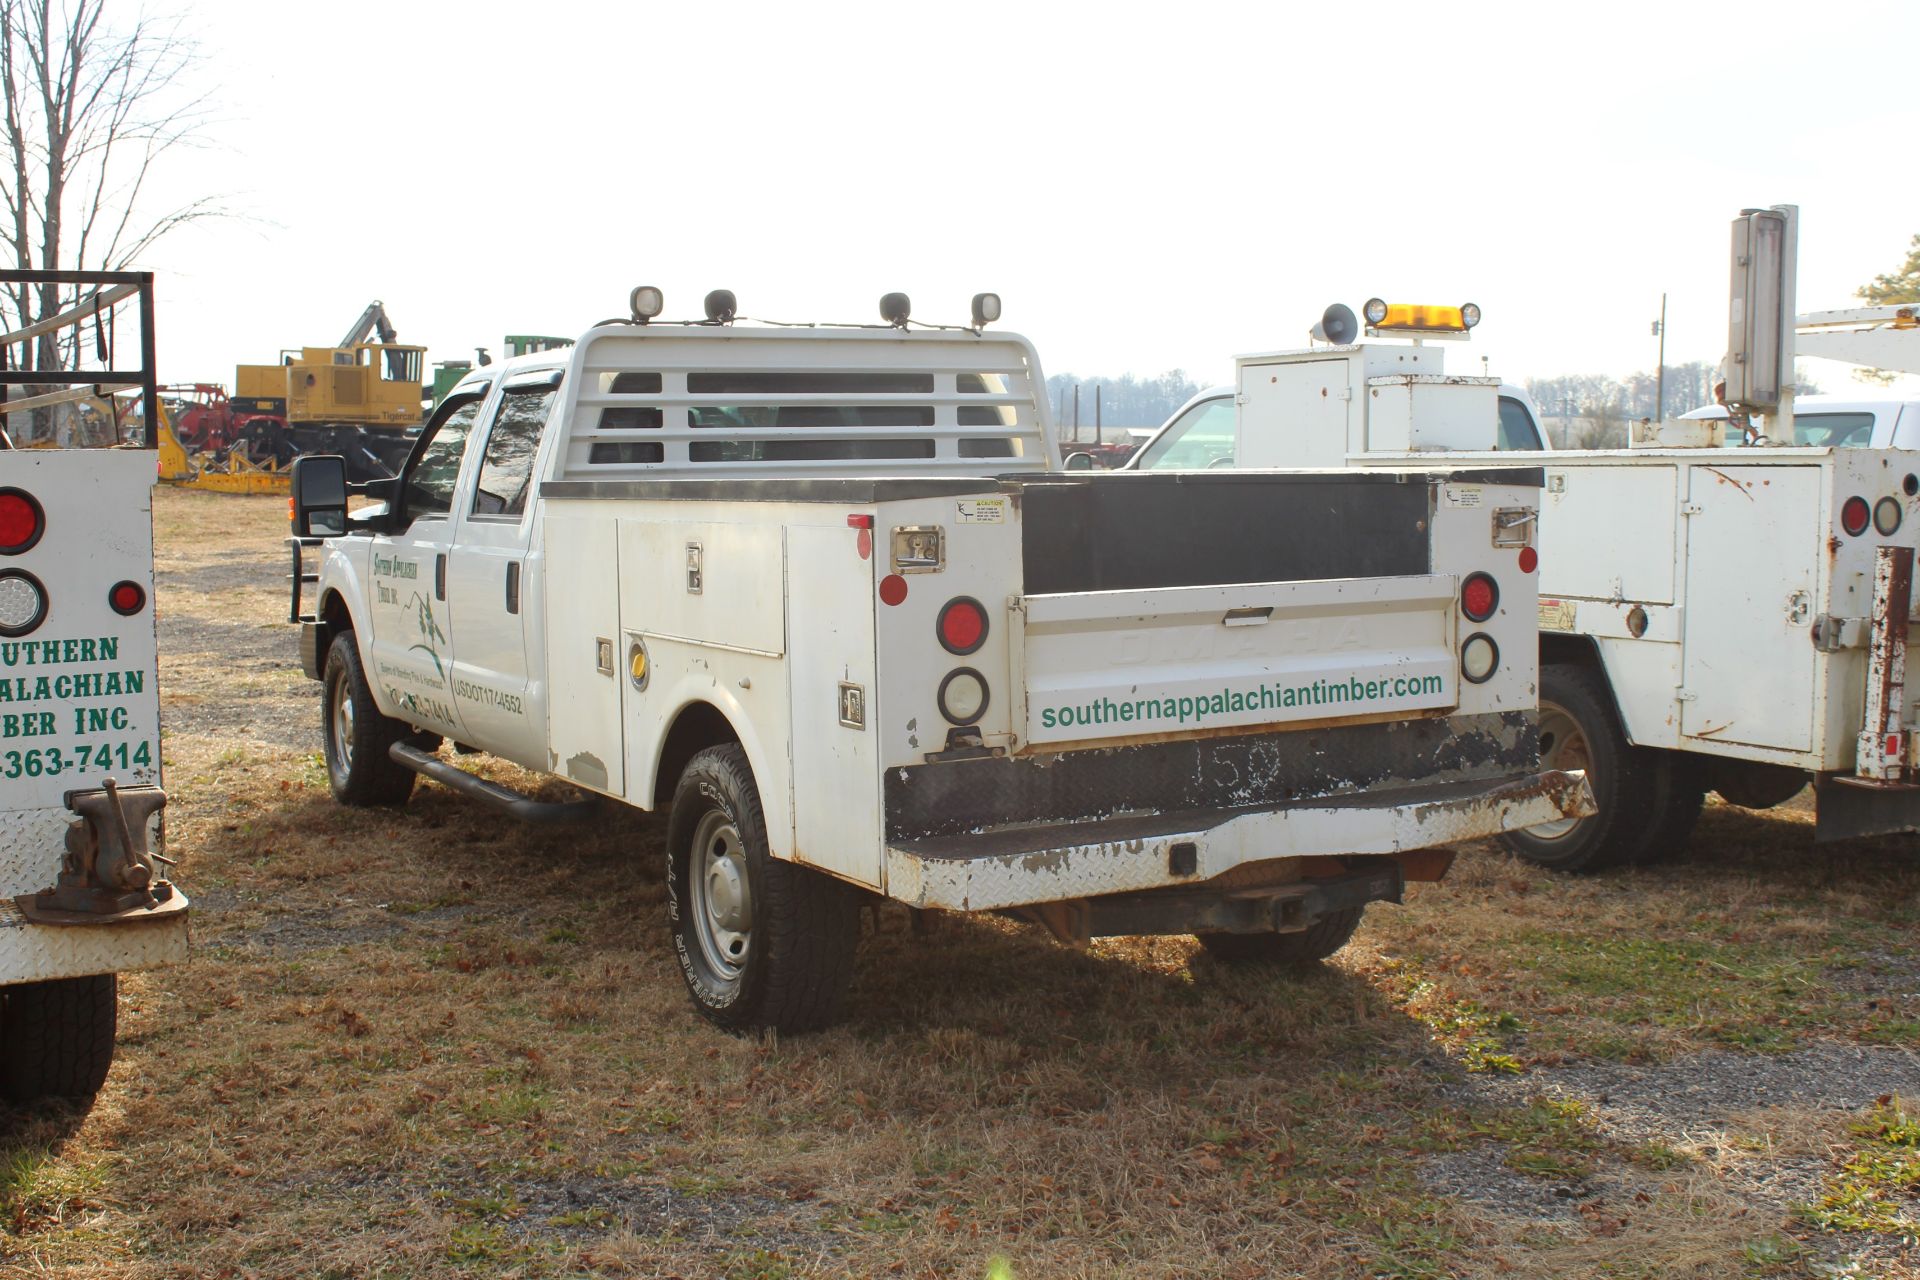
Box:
[1021,574,1457,746]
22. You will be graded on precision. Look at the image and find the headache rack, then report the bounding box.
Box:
[552,326,1054,482]
[0,269,159,448]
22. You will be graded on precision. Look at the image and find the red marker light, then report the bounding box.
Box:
[1461,572,1499,622]
[1518,546,1538,574]
[1842,495,1871,537]
[937,597,989,655]
[109,581,146,615]
[0,489,44,555]
[846,514,874,529]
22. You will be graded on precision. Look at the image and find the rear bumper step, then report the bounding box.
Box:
[885,769,1592,911]
[389,743,599,824]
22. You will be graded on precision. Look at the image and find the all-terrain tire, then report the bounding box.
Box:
[1197,906,1365,965]
[0,975,116,1101]
[1501,662,1671,873]
[321,633,421,806]
[667,744,861,1034]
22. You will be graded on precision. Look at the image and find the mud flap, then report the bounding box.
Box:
[1814,773,1920,842]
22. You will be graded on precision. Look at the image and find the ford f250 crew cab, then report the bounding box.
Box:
[288,288,1590,1032]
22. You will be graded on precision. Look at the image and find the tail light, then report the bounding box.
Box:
[0,569,48,637]
[1842,495,1871,537]
[936,597,989,655]
[109,581,147,616]
[0,488,45,555]
[1874,496,1903,536]
[1461,572,1499,623]
[937,668,989,725]
[1461,633,1499,684]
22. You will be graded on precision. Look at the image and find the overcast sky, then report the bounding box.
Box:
[141,0,1920,404]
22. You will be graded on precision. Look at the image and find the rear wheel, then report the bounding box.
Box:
[1502,663,1670,872]
[667,745,861,1033]
[321,633,421,806]
[1197,906,1365,965]
[0,975,116,1101]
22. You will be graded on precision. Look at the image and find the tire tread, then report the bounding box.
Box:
[1,975,117,1101]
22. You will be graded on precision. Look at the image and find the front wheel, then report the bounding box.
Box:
[666,744,861,1033]
[1197,907,1365,965]
[0,975,117,1101]
[321,633,421,806]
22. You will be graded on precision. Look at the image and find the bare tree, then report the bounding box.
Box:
[1,0,213,382]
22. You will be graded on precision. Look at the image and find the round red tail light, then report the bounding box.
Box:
[109,581,147,616]
[1842,495,1871,537]
[1461,572,1499,623]
[0,488,45,555]
[936,596,989,655]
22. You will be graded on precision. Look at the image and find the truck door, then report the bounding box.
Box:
[364,393,486,743]
[443,369,561,770]
[1679,464,1818,752]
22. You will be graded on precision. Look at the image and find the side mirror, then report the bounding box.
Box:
[1062,451,1099,472]
[291,455,349,537]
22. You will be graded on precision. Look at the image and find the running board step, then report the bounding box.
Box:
[388,743,599,824]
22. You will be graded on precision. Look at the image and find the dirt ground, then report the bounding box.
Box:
[2,485,1918,1279]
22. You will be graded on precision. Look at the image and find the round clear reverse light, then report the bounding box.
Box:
[0,570,47,637]
[1461,633,1499,684]
[1874,496,1902,536]
[937,668,989,725]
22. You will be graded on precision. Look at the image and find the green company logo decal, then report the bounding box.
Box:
[1039,672,1448,732]
[399,592,447,679]
[373,555,446,680]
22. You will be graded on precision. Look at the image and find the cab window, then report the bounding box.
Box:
[1134,397,1236,470]
[1791,412,1875,448]
[1496,397,1545,450]
[472,380,560,517]
[403,397,484,518]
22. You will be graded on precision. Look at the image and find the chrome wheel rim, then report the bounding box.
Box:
[689,809,751,982]
[329,675,355,778]
[1527,698,1590,840]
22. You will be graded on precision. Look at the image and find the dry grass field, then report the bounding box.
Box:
[2,485,1918,1278]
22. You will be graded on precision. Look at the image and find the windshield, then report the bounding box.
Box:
[1134,396,1236,470]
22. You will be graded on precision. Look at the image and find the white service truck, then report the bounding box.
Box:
[1129,210,1920,870]
[288,288,1590,1032]
[0,270,189,1098]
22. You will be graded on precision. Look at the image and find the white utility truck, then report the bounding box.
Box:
[0,270,189,1097]
[1132,208,1920,871]
[288,288,1589,1032]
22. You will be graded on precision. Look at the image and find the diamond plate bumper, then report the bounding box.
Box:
[0,896,188,982]
[884,768,1592,911]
